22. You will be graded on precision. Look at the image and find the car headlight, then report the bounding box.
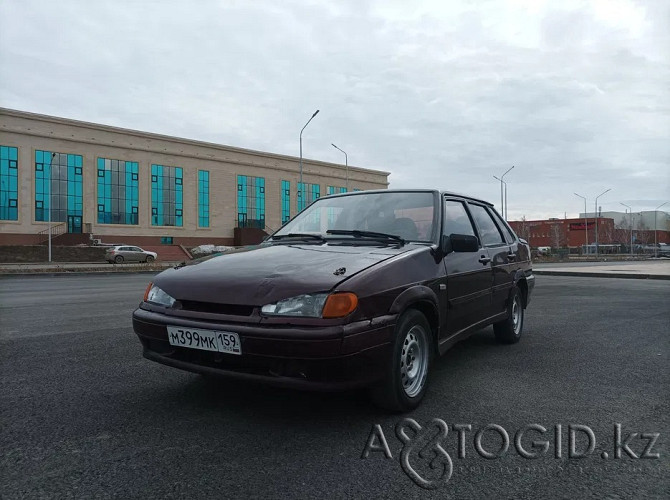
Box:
[261,292,358,318]
[143,283,176,307]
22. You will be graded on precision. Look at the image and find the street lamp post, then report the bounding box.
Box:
[494,166,514,219]
[299,110,320,205]
[48,152,57,262]
[493,175,505,216]
[500,165,514,220]
[331,143,348,191]
[594,188,611,258]
[620,203,633,256]
[574,193,588,254]
[654,201,668,258]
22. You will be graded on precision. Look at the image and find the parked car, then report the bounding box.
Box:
[132,189,534,411]
[106,245,157,264]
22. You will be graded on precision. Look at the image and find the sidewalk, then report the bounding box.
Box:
[0,261,181,275]
[533,260,670,280]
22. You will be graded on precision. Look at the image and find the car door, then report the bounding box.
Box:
[117,246,131,261]
[468,203,514,318]
[442,198,493,338]
[490,208,524,312]
[130,247,144,262]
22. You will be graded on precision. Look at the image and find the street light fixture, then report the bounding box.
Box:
[299,110,320,204]
[619,202,633,256]
[574,193,588,254]
[594,188,611,257]
[654,201,668,258]
[331,143,348,191]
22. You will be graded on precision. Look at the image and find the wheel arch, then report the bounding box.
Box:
[389,286,440,348]
[514,272,528,307]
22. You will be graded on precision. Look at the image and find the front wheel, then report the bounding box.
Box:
[146,255,155,263]
[370,310,433,412]
[493,286,524,344]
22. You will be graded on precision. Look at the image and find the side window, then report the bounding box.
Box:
[443,200,476,237]
[468,204,505,246]
[489,208,517,244]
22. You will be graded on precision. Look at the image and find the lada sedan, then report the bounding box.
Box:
[132,189,534,411]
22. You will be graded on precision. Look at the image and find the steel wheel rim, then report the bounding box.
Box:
[399,325,429,398]
[512,296,522,335]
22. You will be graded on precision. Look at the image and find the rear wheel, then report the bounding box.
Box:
[146,255,155,263]
[370,309,432,412]
[114,255,124,264]
[493,285,524,344]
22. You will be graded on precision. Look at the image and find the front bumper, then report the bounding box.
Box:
[132,307,396,391]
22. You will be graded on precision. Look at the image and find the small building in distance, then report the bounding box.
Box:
[508,215,670,254]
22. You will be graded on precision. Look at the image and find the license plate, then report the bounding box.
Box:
[167,326,241,355]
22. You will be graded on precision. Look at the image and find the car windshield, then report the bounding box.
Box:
[273,191,438,243]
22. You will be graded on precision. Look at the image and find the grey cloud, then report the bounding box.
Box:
[0,0,667,220]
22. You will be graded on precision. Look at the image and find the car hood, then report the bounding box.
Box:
[153,243,417,306]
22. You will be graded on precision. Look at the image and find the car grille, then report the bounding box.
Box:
[176,300,255,317]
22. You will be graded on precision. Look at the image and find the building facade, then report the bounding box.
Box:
[0,109,389,246]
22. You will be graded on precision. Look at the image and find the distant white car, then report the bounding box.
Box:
[106,245,158,264]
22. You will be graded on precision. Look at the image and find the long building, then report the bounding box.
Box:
[508,216,670,252]
[0,108,389,246]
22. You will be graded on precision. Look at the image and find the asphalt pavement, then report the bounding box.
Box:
[1,274,668,499]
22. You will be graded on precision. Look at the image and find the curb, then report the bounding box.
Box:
[534,270,670,281]
[0,264,177,276]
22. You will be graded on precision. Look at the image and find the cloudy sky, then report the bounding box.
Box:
[1,0,668,219]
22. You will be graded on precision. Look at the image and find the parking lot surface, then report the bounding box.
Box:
[1,274,668,498]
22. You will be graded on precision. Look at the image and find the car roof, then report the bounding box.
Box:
[323,188,494,207]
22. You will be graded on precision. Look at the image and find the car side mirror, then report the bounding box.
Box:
[450,233,479,252]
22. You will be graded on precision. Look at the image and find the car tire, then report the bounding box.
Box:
[114,255,124,264]
[370,309,433,412]
[493,285,524,344]
[146,255,155,263]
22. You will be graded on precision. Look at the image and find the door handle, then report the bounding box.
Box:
[507,252,516,260]
[479,255,491,265]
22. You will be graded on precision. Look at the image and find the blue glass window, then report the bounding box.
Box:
[0,146,18,220]
[327,186,347,195]
[237,175,265,229]
[97,158,139,224]
[297,183,320,212]
[35,150,83,222]
[198,170,210,227]
[281,180,291,224]
[151,164,183,226]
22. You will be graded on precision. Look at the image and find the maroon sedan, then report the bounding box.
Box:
[133,190,534,411]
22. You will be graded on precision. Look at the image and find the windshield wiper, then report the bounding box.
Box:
[271,233,325,242]
[326,229,405,244]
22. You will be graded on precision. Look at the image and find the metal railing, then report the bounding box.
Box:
[36,222,67,244]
